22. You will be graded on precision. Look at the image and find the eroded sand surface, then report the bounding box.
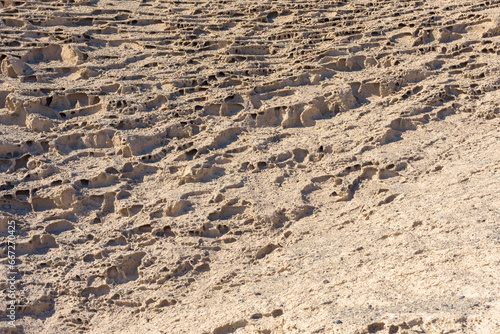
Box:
[0,0,500,333]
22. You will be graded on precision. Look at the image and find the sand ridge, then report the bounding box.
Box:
[0,0,499,333]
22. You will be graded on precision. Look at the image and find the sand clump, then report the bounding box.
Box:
[0,0,499,333]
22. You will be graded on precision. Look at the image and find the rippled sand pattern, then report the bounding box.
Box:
[0,0,499,333]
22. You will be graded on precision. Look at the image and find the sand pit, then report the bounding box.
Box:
[0,0,499,333]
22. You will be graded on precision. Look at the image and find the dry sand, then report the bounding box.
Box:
[0,0,499,333]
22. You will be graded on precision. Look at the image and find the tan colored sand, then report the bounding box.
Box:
[0,0,499,333]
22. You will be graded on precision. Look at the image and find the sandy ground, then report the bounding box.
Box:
[0,0,499,333]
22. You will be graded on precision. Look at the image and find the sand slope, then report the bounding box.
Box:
[0,0,499,333]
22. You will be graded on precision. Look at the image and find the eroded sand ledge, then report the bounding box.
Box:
[0,0,499,333]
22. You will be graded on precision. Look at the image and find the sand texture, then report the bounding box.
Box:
[0,0,499,333]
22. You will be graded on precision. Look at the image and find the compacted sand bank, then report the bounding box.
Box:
[0,0,499,333]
